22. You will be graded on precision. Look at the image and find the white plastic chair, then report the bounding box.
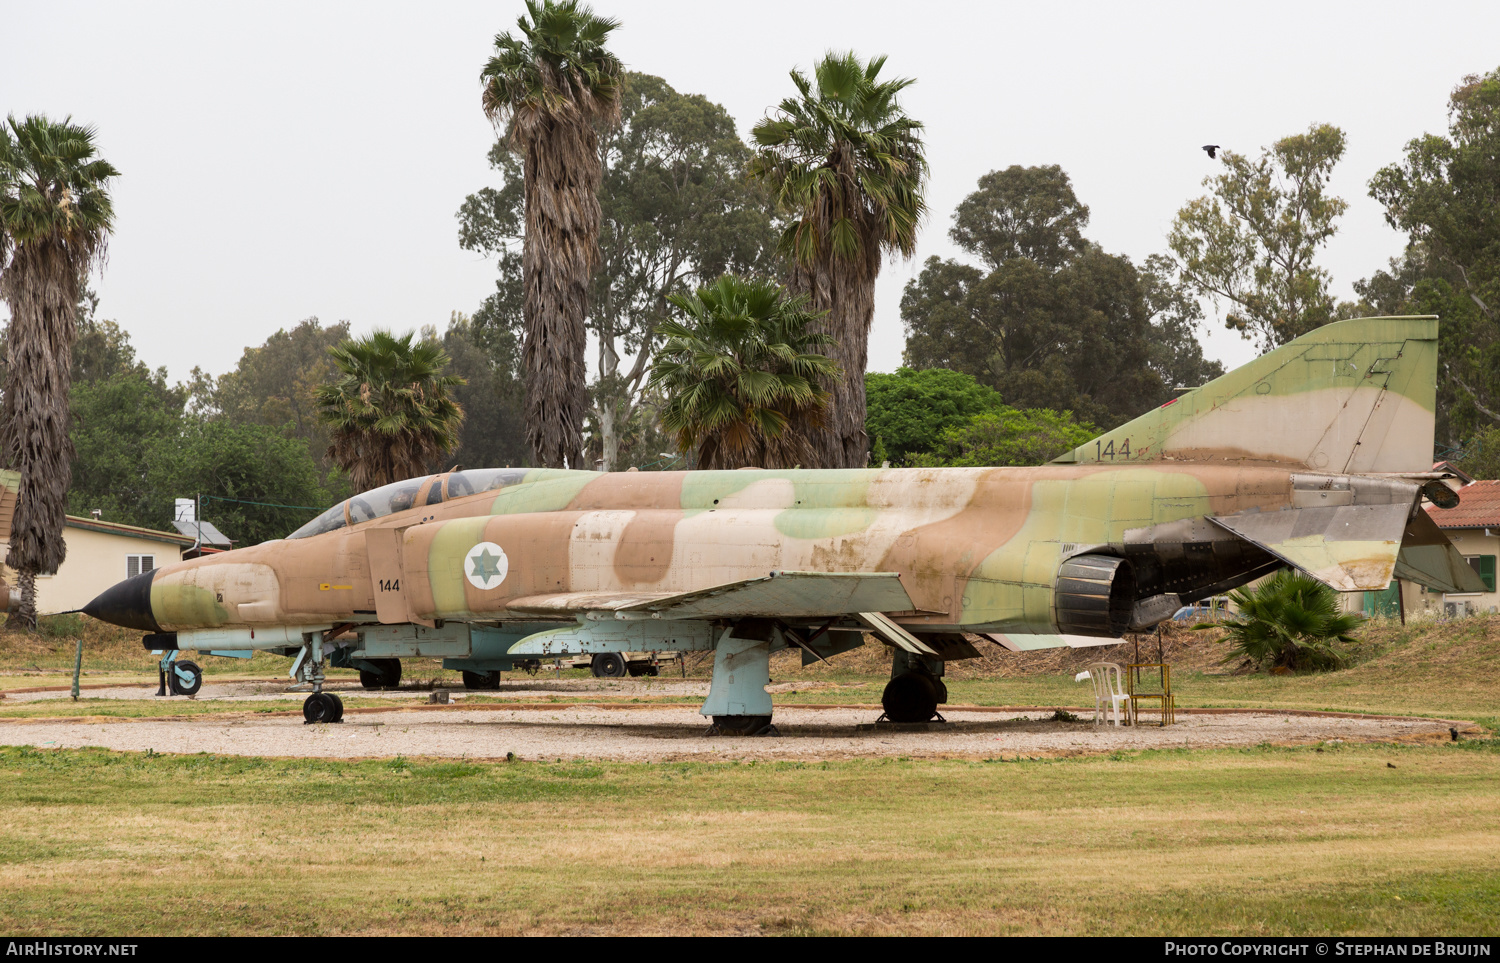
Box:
[1076,662,1130,726]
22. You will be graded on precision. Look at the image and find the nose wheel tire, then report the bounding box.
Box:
[881,672,941,723]
[462,670,501,690]
[303,692,344,724]
[590,652,628,678]
[168,660,203,697]
[358,659,402,690]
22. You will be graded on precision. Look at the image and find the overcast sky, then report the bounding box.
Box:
[4,0,1499,385]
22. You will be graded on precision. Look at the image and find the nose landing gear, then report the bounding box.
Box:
[303,691,344,724]
[292,632,344,724]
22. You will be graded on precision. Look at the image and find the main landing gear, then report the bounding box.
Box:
[701,621,780,737]
[880,649,948,723]
[358,658,402,690]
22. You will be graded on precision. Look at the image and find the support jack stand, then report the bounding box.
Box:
[858,711,947,732]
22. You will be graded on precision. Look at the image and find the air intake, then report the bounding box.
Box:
[1055,554,1136,637]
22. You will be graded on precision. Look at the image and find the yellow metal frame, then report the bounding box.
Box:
[1125,662,1175,726]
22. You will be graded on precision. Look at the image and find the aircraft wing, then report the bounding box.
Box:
[503,570,917,620]
[1208,504,1412,592]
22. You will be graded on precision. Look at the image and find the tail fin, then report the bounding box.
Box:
[1053,316,1438,472]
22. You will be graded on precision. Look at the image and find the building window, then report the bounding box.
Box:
[1464,555,1496,593]
[126,554,155,579]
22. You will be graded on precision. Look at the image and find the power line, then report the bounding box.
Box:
[200,494,326,513]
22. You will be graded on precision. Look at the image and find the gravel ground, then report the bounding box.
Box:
[0,677,866,703]
[0,703,1461,762]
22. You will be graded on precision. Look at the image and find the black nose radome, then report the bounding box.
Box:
[82,569,161,632]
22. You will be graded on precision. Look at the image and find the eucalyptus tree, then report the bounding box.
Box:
[314,331,465,492]
[1363,67,1500,448]
[479,0,624,469]
[460,71,779,471]
[750,52,927,469]
[900,165,1216,429]
[649,275,839,470]
[0,115,118,628]
[1168,123,1349,350]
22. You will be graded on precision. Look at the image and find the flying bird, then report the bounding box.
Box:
[1202,144,1221,159]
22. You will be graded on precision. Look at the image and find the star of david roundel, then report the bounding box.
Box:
[464,541,510,591]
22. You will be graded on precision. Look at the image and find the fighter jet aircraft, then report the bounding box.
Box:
[82,316,1481,732]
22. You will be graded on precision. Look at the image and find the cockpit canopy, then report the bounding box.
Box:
[286,468,529,539]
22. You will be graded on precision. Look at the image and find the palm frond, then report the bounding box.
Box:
[647,274,839,469]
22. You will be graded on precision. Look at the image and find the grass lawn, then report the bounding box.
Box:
[2,614,1498,935]
[0,741,1496,936]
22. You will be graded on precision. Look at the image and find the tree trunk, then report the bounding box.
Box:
[5,569,38,632]
[789,251,879,470]
[520,116,602,470]
[598,332,620,472]
[1,241,78,600]
[599,399,619,472]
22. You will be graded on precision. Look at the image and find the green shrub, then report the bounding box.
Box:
[1205,569,1363,672]
[37,613,84,640]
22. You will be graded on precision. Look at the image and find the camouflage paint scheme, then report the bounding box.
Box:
[86,317,1483,686]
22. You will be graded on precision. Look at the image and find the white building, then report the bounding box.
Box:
[1405,477,1500,618]
[2,515,194,617]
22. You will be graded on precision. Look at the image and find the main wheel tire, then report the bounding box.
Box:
[591,652,628,678]
[711,715,772,736]
[303,692,338,724]
[462,670,501,690]
[169,660,203,697]
[327,692,345,723]
[358,659,401,689]
[882,672,940,723]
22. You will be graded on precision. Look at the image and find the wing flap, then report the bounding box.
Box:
[1209,503,1411,591]
[505,571,916,620]
[854,611,939,655]
[1392,510,1488,594]
[983,632,1126,652]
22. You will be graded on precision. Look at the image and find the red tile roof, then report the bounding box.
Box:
[1426,479,1500,529]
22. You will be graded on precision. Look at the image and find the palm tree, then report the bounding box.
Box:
[750,52,927,469]
[480,0,623,470]
[314,331,466,492]
[0,115,118,629]
[648,275,840,470]
[1208,568,1365,672]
